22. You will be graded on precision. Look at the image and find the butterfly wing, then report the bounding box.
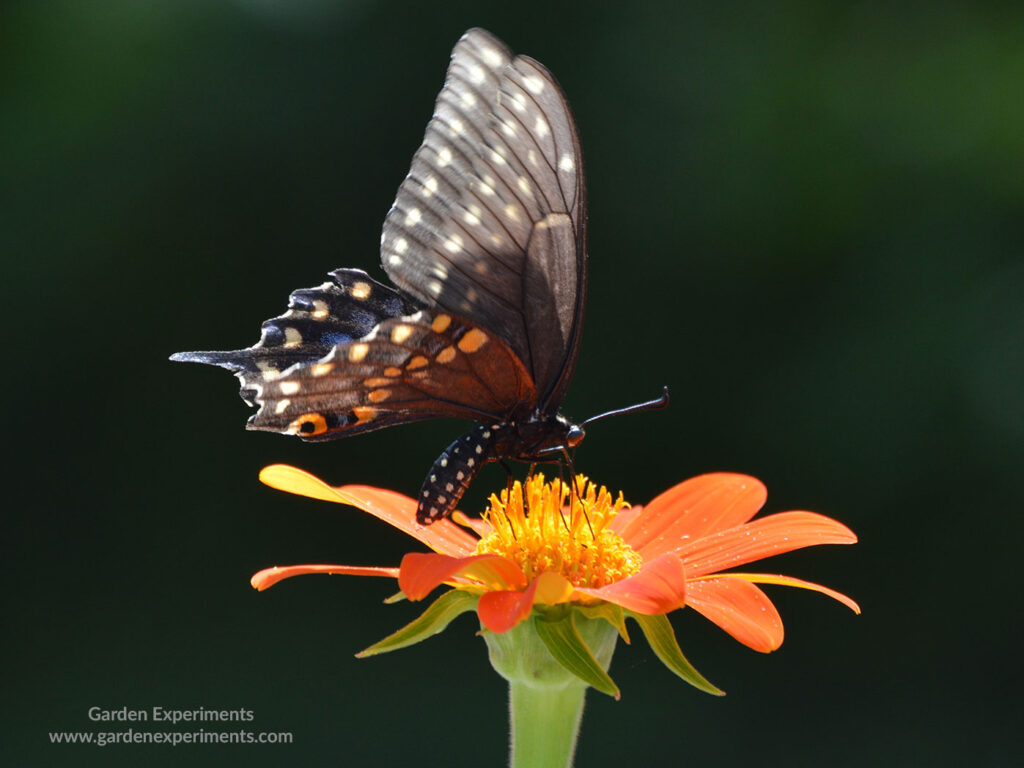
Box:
[172,270,536,440]
[380,28,587,413]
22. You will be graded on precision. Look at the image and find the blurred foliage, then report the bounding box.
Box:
[3,1,1021,765]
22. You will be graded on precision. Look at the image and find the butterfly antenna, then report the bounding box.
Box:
[581,386,670,428]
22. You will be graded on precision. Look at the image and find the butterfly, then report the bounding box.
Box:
[172,28,666,524]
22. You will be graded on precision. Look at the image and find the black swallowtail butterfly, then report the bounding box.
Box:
[172,28,666,524]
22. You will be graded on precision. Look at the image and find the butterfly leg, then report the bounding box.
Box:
[523,462,538,517]
[496,459,521,541]
[498,459,515,504]
[560,446,595,539]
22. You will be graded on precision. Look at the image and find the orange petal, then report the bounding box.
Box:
[477,573,575,633]
[451,510,494,538]
[398,552,526,600]
[718,573,861,613]
[674,511,857,578]
[685,577,783,653]
[575,553,688,615]
[259,465,478,556]
[616,474,767,558]
[477,590,533,633]
[251,564,399,591]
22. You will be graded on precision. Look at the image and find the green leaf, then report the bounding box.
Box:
[628,612,724,695]
[357,589,477,657]
[534,613,621,699]
[578,602,631,643]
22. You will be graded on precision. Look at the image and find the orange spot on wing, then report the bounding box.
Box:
[353,406,377,424]
[457,328,488,353]
[290,413,328,436]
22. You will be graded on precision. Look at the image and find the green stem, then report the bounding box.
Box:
[508,678,587,768]
[483,614,619,768]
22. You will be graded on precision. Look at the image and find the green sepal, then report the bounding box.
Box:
[627,611,724,696]
[577,602,630,643]
[383,590,406,604]
[534,611,621,699]
[356,589,477,658]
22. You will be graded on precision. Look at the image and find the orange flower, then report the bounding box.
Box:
[252,465,858,654]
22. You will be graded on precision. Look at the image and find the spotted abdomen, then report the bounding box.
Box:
[417,424,507,524]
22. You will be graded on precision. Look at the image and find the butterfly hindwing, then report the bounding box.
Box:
[379,28,587,410]
[171,269,419,386]
[240,310,536,440]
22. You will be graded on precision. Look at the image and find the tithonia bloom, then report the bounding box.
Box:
[252,465,858,694]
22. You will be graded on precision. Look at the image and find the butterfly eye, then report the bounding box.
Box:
[566,425,585,447]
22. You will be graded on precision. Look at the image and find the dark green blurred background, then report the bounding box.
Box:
[4,1,1022,765]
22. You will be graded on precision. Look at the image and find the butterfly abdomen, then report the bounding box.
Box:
[417,423,510,524]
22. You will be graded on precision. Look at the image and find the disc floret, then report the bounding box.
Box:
[474,474,643,591]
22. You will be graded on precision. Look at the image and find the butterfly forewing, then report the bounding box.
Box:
[380,28,587,411]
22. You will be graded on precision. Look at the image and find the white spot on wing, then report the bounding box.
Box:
[437,147,452,167]
[280,381,300,396]
[311,299,329,319]
[559,153,575,172]
[443,234,464,253]
[534,116,550,138]
[423,176,438,197]
[468,64,485,85]
[405,208,422,226]
[284,327,303,348]
[480,47,503,67]
[523,74,545,94]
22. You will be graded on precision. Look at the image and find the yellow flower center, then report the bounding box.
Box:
[473,474,642,590]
